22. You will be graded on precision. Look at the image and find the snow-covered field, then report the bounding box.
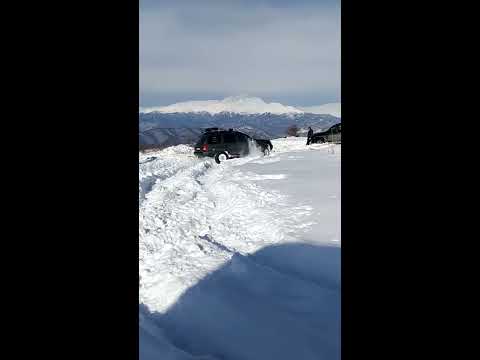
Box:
[139,137,341,360]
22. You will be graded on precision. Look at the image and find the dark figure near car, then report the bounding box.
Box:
[306,127,314,145]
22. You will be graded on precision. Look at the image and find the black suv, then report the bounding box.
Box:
[310,123,341,144]
[194,128,273,164]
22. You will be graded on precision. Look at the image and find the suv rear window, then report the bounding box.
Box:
[330,125,339,133]
[196,135,207,146]
[207,134,220,144]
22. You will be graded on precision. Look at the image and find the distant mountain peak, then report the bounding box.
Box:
[140,96,305,115]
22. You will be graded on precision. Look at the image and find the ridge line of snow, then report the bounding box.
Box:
[140,95,304,115]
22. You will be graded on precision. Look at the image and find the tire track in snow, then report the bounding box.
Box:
[139,149,315,313]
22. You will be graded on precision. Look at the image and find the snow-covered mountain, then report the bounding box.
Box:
[140,95,304,115]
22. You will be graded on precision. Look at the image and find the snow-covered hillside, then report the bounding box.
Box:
[139,138,341,360]
[140,95,304,115]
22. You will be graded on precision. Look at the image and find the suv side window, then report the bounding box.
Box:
[222,132,236,143]
[236,133,249,143]
[196,135,207,146]
[207,134,220,144]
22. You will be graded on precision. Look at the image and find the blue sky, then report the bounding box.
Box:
[140,0,340,107]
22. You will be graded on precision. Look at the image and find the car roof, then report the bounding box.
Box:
[204,129,246,135]
[326,123,341,130]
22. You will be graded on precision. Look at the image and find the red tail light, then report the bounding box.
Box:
[201,144,208,152]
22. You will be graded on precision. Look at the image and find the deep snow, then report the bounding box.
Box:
[139,137,341,360]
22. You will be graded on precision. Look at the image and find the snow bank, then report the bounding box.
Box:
[271,136,335,154]
[139,144,194,162]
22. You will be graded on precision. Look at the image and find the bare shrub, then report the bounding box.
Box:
[286,125,299,137]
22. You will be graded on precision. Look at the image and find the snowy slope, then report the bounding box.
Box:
[299,102,341,117]
[140,95,304,115]
[139,138,341,360]
[139,111,341,147]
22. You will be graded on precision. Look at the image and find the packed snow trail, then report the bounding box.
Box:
[139,138,340,360]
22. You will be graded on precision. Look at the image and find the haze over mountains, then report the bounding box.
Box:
[139,96,341,147]
[298,103,341,118]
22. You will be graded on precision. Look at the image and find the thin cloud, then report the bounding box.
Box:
[140,0,340,107]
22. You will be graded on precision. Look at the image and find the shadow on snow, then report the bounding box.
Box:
[140,243,340,360]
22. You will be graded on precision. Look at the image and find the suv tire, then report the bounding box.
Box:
[215,151,229,164]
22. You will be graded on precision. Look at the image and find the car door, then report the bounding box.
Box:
[222,131,239,155]
[235,132,250,156]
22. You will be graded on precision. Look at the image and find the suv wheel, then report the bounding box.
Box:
[319,137,326,143]
[215,152,229,164]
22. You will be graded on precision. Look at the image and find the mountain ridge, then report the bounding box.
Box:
[139,111,340,148]
[140,95,341,117]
